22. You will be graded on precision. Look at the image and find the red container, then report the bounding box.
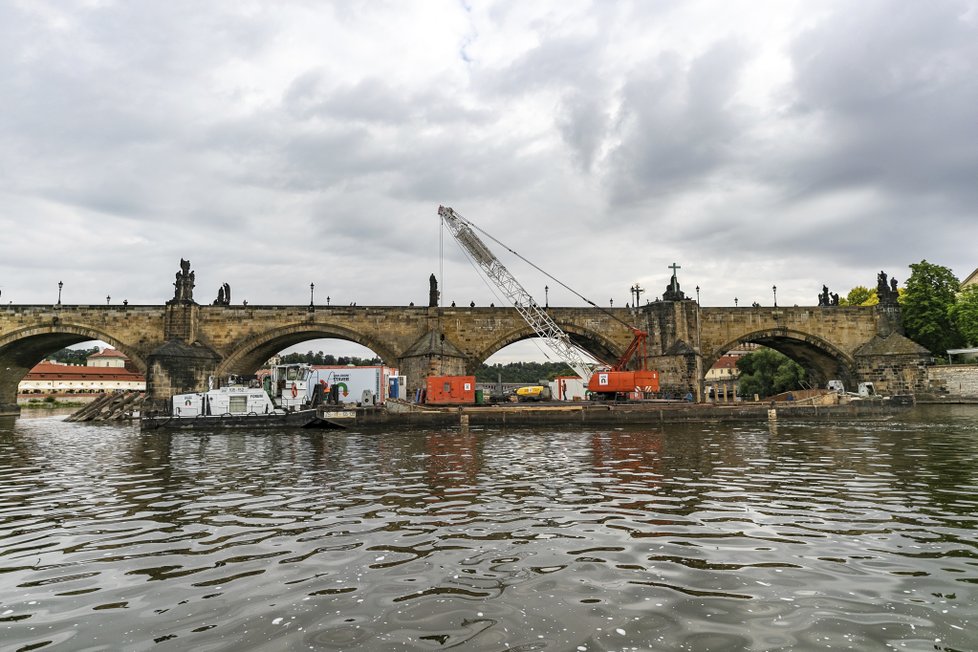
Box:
[587,370,660,395]
[426,375,476,405]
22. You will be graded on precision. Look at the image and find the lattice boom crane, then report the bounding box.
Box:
[438,205,597,384]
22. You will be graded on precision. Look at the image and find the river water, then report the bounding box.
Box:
[1,406,976,651]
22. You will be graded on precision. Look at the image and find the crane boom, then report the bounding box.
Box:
[438,205,596,383]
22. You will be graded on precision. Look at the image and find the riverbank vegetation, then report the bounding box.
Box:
[476,361,575,383]
[22,397,87,408]
[735,349,806,399]
[279,351,382,366]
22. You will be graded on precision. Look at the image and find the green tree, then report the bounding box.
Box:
[736,348,806,398]
[278,351,380,366]
[840,286,878,306]
[475,361,575,383]
[47,346,100,365]
[949,285,978,347]
[901,260,964,355]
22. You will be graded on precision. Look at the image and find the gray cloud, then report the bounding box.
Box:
[1,0,975,339]
[782,1,978,203]
[604,40,752,206]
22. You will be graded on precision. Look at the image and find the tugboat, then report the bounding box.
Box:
[141,363,353,430]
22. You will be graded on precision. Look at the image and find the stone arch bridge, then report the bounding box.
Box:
[0,290,930,415]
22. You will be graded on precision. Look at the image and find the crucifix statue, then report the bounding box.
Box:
[663,262,686,301]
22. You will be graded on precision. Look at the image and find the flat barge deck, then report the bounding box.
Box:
[138,398,914,431]
[342,399,912,429]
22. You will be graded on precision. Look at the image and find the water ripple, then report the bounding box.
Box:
[2,409,977,650]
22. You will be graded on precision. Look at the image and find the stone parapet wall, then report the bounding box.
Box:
[924,366,978,398]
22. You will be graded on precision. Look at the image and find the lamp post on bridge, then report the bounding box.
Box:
[326,295,330,306]
[695,285,700,305]
[772,285,778,308]
[57,281,63,307]
[544,285,549,308]
[309,282,315,309]
[106,295,111,305]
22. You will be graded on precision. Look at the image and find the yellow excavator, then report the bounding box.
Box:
[515,385,552,402]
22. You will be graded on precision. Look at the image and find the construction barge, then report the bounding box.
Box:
[134,394,914,432]
[316,395,914,430]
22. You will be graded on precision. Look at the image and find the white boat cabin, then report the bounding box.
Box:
[173,386,275,417]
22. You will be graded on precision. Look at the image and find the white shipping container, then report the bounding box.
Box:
[308,366,400,405]
[549,376,587,401]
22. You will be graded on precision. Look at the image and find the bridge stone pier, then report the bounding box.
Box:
[0,264,932,416]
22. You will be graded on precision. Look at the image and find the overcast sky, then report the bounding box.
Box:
[3,1,976,359]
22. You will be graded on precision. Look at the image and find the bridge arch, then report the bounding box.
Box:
[216,323,399,376]
[472,322,623,369]
[706,328,857,387]
[0,324,149,373]
[0,324,149,412]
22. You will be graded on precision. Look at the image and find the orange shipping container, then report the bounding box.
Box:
[426,375,476,405]
[587,370,660,395]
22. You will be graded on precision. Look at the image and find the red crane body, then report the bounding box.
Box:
[586,328,660,398]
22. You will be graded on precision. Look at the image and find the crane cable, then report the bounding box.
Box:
[454,211,643,333]
[440,211,559,363]
[453,233,564,364]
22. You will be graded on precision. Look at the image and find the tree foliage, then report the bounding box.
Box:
[736,348,806,398]
[901,260,964,355]
[279,350,381,366]
[841,286,878,306]
[475,361,575,383]
[949,285,978,347]
[47,346,100,365]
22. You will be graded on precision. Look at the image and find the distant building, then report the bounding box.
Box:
[18,348,145,395]
[86,348,129,368]
[704,346,758,401]
[705,354,740,401]
[705,354,740,381]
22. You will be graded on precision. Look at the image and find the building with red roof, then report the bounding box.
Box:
[18,349,145,396]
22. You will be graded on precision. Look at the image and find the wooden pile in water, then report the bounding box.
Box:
[65,391,144,422]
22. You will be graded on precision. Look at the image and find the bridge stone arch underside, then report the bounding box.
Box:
[707,328,857,388]
[216,324,399,376]
[0,325,150,414]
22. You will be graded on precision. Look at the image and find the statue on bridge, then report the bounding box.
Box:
[213,282,231,306]
[877,270,899,305]
[662,263,687,301]
[429,273,440,308]
[818,285,840,306]
[168,259,196,305]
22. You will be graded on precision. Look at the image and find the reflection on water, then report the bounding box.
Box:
[1,406,976,651]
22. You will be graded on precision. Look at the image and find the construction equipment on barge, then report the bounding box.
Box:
[438,205,658,400]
